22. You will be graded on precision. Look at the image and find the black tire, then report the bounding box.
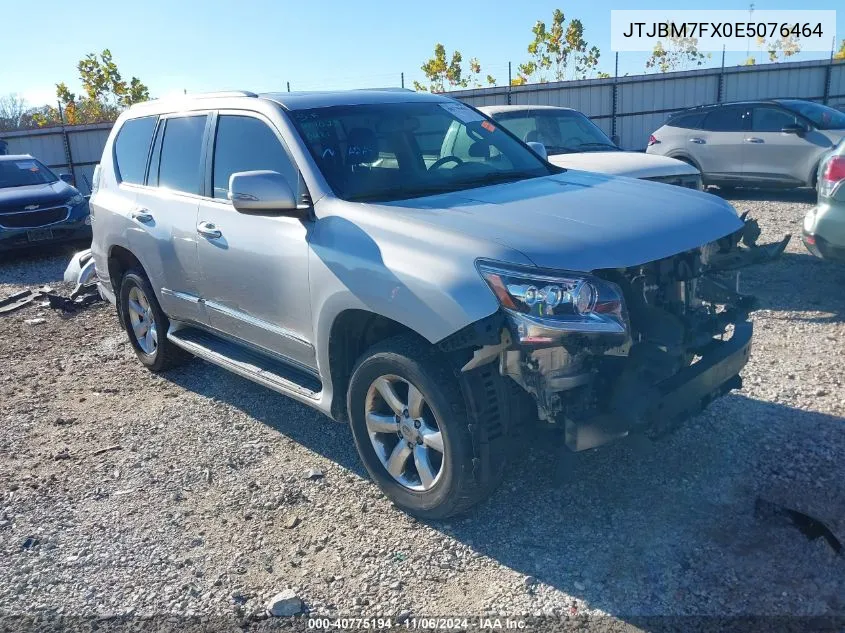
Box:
[119,269,188,372]
[347,334,500,519]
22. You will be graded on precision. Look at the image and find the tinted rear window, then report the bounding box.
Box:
[158,115,207,195]
[114,116,157,184]
[667,111,706,129]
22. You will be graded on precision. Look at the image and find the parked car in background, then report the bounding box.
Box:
[803,141,845,261]
[647,99,845,190]
[480,105,702,189]
[0,155,91,251]
[91,90,783,518]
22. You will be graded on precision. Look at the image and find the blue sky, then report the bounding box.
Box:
[2,0,842,107]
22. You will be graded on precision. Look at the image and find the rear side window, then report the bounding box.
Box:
[702,106,749,132]
[212,115,295,199]
[158,115,207,195]
[667,111,706,129]
[114,116,157,184]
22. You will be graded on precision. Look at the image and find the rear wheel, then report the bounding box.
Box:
[119,269,188,372]
[347,335,500,519]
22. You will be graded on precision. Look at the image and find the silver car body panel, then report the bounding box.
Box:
[91,90,745,419]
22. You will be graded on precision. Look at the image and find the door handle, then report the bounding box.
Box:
[744,137,764,143]
[197,221,222,239]
[131,208,153,223]
[689,138,705,144]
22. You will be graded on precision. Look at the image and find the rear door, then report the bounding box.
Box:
[194,111,316,370]
[129,113,210,324]
[689,105,750,182]
[745,106,816,186]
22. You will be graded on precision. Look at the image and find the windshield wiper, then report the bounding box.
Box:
[346,183,461,202]
[575,142,619,150]
[454,170,542,187]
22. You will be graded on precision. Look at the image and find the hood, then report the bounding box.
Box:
[0,180,76,213]
[547,151,699,178]
[381,171,743,272]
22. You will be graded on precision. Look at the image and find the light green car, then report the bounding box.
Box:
[804,143,845,262]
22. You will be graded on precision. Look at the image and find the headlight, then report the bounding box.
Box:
[477,261,627,337]
[67,193,85,207]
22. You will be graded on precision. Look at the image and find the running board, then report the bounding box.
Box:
[167,326,322,398]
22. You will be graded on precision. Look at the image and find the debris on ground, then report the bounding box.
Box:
[304,467,324,480]
[266,589,302,616]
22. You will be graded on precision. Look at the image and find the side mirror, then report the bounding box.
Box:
[59,173,74,184]
[228,170,301,216]
[526,141,548,161]
[781,123,807,137]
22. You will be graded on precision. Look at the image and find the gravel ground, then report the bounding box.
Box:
[1,192,843,631]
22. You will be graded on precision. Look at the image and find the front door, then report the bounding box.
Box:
[744,106,820,186]
[195,112,316,370]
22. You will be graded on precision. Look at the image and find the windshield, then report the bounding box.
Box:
[0,158,58,188]
[491,109,618,155]
[290,101,553,203]
[779,100,845,130]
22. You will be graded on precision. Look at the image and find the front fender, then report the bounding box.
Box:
[306,202,533,375]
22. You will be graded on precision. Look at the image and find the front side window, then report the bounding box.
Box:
[702,106,749,132]
[212,115,295,199]
[493,110,618,155]
[0,158,58,188]
[113,116,157,184]
[157,115,207,195]
[290,101,552,203]
[778,100,845,130]
[752,107,799,132]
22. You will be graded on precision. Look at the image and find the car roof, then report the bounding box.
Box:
[260,89,450,110]
[480,104,576,115]
[672,98,817,115]
[124,88,452,117]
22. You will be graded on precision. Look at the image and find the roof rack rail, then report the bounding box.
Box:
[184,90,258,98]
[358,87,413,92]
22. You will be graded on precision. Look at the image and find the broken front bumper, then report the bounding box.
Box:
[564,321,752,451]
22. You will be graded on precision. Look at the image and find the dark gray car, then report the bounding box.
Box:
[0,155,91,251]
[647,100,845,189]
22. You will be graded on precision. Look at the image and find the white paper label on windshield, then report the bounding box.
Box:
[440,102,484,123]
[15,161,38,171]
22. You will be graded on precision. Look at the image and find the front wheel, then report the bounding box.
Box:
[347,335,497,519]
[119,269,188,372]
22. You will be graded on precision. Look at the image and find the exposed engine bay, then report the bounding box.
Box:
[467,215,790,452]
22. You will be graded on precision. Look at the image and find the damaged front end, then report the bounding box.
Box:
[468,229,782,452]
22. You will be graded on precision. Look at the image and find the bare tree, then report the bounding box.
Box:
[0,93,28,131]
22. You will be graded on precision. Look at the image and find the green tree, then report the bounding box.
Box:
[516,9,601,83]
[414,44,495,92]
[54,49,150,125]
[645,23,709,73]
[761,36,801,62]
[835,39,845,60]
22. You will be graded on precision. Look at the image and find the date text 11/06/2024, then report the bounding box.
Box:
[306,617,528,629]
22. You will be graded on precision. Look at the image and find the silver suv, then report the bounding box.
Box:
[647,99,845,189]
[91,89,768,518]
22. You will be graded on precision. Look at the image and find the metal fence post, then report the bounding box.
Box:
[717,46,726,103]
[611,52,619,142]
[507,62,512,105]
[401,72,405,89]
[823,47,833,104]
[57,100,75,186]
[287,82,291,93]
